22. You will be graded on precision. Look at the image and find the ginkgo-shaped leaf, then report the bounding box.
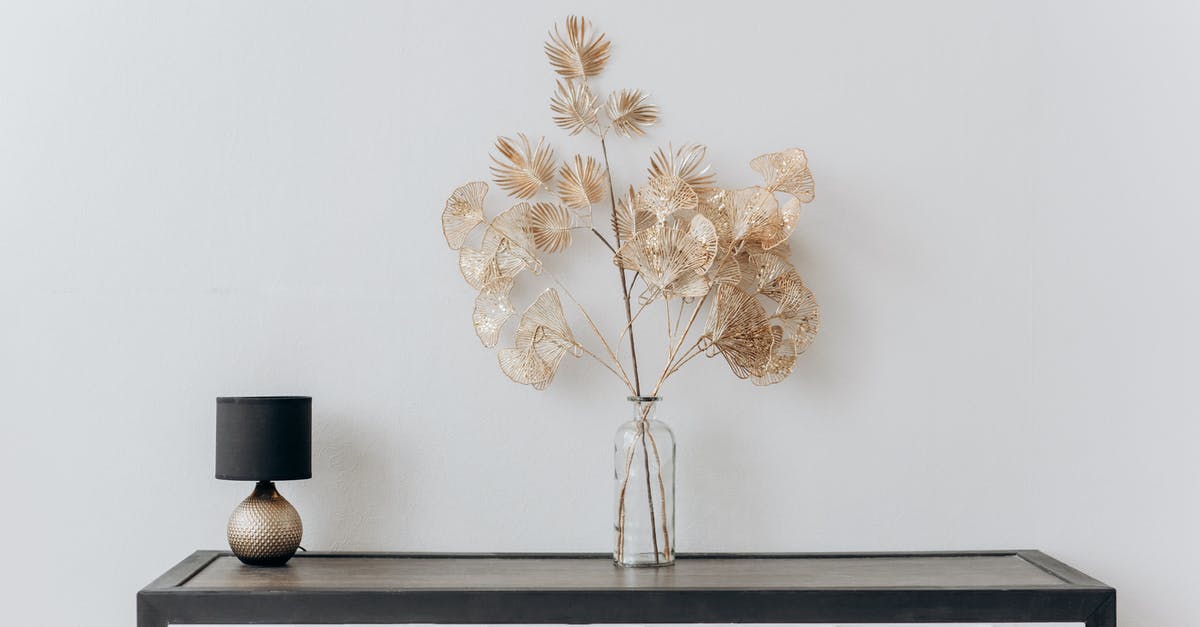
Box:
[612,186,656,244]
[777,281,820,354]
[527,202,573,253]
[751,326,797,386]
[473,291,515,348]
[708,254,743,288]
[549,80,599,136]
[639,174,698,223]
[458,246,516,294]
[558,155,606,210]
[614,215,718,301]
[729,186,792,250]
[649,143,716,191]
[695,187,735,251]
[490,134,556,199]
[498,289,581,389]
[484,204,543,273]
[607,89,659,138]
[751,147,815,203]
[545,16,611,79]
[701,285,775,379]
[747,252,805,307]
[441,181,488,250]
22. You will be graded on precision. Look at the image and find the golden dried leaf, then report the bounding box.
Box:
[613,215,718,300]
[527,202,573,253]
[484,205,543,275]
[473,291,515,348]
[708,254,743,288]
[607,89,659,138]
[458,246,516,294]
[544,16,611,79]
[549,80,599,136]
[649,143,716,191]
[498,289,580,389]
[751,147,814,203]
[777,281,820,354]
[696,188,734,251]
[441,181,488,250]
[639,174,698,223]
[558,155,606,210]
[490,134,556,200]
[701,284,775,379]
[751,326,797,386]
[612,186,656,244]
[747,252,805,307]
[729,186,792,250]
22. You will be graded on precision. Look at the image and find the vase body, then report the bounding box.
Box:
[613,396,675,567]
[227,481,303,566]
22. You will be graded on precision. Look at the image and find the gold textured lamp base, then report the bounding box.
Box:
[227,481,303,566]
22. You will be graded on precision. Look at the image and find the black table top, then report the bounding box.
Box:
[139,550,1115,627]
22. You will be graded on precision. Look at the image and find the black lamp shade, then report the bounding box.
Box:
[216,396,312,481]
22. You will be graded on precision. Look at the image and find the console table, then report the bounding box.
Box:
[137,551,1115,627]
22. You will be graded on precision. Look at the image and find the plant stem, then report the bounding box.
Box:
[639,423,660,563]
[600,136,642,396]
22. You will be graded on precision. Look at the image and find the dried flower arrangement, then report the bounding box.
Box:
[441,16,820,397]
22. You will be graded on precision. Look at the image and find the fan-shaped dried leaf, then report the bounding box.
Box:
[499,289,581,389]
[639,174,698,223]
[558,155,606,210]
[549,80,599,136]
[613,215,717,300]
[751,326,797,386]
[747,252,805,307]
[701,285,775,379]
[729,186,793,250]
[442,181,488,249]
[545,16,611,79]
[458,246,517,294]
[527,202,573,253]
[696,188,734,251]
[473,291,515,348]
[607,89,659,138]
[750,148,815,203]
[612,186,656,244]
[649,144,716,191]
[487,200,544,267]
[490,134,556,199]
[777,282,820,354]
[708,254,743,287]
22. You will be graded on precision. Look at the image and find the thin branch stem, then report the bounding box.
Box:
[601,135,642,396]
[589,227,616,254]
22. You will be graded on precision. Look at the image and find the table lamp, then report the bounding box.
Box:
[215,396,311,566]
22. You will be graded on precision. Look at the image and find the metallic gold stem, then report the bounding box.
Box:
[600,135,642,396]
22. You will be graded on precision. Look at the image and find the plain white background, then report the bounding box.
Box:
[1,1,1197,625]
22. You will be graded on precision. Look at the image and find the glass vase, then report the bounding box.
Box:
[613,396,675,567]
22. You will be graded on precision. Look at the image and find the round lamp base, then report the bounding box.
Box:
[227,481,303,566]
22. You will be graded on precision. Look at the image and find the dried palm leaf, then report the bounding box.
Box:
[490,134,556,199]
[545,16,610,79]
[473,291,515,348]
[612,186,656,244]
[750,147,814,203]
[558,155,606,210]
[701,284,774,379]
[527,202,573,253]
[751,326,797,386]
[613,215,718,300]
[441,181,488,250]
[607,89,659,138]
[729,186,792,250]
[708,254,743,287]
[499,289,581,389]
[639,174,698,223]
[649,143,716,191]
[549,80,599,136]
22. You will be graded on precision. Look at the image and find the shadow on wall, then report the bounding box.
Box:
[307,412,407,550]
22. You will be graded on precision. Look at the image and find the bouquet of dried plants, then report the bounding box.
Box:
[441,16,820,401]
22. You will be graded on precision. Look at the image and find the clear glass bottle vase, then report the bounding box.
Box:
[613,396,675,567]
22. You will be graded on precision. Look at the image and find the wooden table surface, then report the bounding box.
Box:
[138,551,1115,627]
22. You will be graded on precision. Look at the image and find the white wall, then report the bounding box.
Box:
[1,1,1197,625]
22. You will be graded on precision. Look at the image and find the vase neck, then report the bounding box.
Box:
[628,396,661,422]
